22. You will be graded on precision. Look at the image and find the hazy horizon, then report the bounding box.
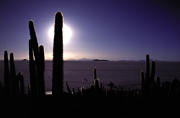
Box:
[1,58,180,62]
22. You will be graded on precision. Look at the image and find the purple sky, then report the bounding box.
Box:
[0,0,180,61]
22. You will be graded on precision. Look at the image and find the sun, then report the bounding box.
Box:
[48,23,72,44]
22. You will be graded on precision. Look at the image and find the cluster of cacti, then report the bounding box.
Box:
[28,21,45,96]
[27,12,64,96]
[3,51,25,96]
[52,12,64,96]
[141,54,161,96]
[2,11,180,97]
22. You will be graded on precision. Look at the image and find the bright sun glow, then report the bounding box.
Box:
[48,24,72,44]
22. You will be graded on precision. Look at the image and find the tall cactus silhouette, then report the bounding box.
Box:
[29,21,39,62]
[52,12,64,96]
[10,53,16,77]
[29,21,45,96]
[39,45,45,95]
[4,51,10,95]
[29,39,38,96]
[9,53,18,95]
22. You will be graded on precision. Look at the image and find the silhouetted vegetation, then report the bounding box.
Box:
[0,11,180,98]
[3,51,25,96]
[52,12,64,96]
[29,21,45,96]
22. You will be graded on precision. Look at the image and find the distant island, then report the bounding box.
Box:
[92,59,109,61]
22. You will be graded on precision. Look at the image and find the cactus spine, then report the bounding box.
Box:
[52,12,64,96]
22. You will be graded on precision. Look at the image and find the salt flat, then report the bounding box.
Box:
[0,60,180,92]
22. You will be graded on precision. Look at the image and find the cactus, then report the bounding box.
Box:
[3,51,25,96]
[141,54,161,96]
[17,72,25,96]
[93,68,99,89]
[145,54,150,80]
[38,45,45,95]
[52,12,64,96]
[29,21,39,62]
[4,51,10,95]
[29,21,45,96]
[10,53,16,78]
[9,53,19,95]
[29,39,38,96]
[66,82,72,94]
[94,67,97,80]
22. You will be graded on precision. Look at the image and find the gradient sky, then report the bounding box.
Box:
[0,0,180,61]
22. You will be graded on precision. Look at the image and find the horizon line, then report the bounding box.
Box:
[0,59,180,62]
